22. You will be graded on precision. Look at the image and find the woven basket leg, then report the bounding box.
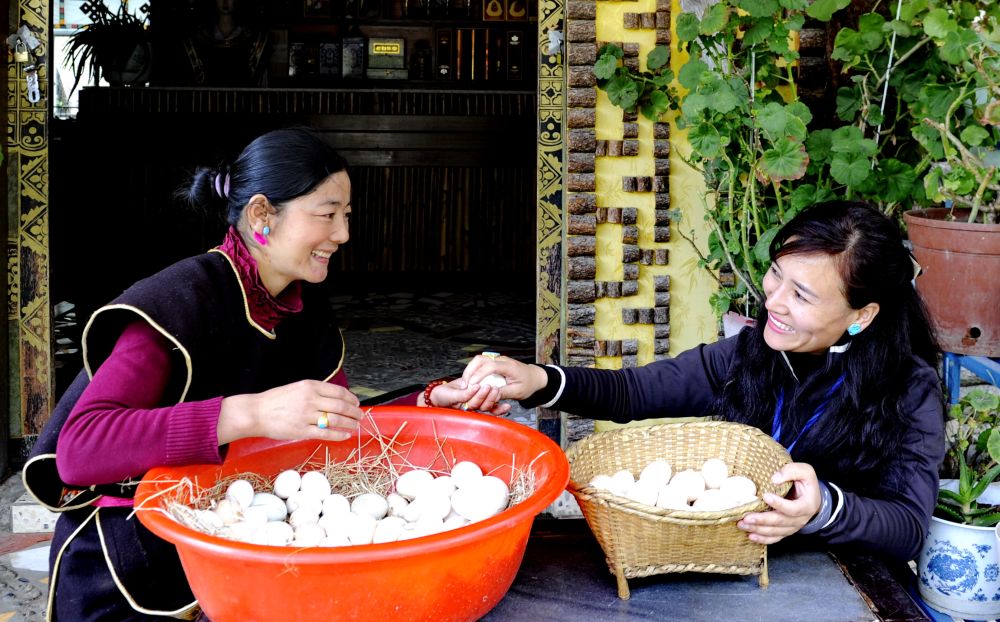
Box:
[758,553,769,588]
[615,567,631,600]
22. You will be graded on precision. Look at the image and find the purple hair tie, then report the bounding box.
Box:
[213,173,231,199]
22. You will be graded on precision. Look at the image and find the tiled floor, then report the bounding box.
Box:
[0,287,539,621]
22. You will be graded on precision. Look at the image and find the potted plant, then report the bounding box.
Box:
[918,389,1000,619]
[832,0,1000,356]
[593,0,921,318]
[65,0,152,95]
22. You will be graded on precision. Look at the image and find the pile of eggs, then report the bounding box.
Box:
[587,458,759,512]
[188,461,511,547]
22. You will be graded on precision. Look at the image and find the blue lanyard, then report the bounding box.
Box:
[771,374,845,454]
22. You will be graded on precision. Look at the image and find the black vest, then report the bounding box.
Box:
[25,249,345,509]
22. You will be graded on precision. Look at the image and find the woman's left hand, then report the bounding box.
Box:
[737,462,822,545]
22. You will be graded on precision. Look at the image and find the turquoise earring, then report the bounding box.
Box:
[847,322,863,336]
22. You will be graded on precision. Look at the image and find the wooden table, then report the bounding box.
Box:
[482,518,934,622]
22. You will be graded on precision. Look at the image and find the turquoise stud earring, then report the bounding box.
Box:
[847,322,863,336]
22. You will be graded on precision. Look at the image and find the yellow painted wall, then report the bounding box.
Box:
[594,0,716,430]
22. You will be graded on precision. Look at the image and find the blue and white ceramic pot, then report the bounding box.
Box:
[919,515,1000,620]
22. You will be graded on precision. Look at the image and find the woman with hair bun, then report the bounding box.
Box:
[25,127,421,620]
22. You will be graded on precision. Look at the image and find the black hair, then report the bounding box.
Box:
[177,127,349,226]
[713,201,939,485]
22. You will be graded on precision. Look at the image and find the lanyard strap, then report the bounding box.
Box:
[772,374,846,454]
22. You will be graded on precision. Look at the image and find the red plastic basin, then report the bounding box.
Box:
[135,406,569,622]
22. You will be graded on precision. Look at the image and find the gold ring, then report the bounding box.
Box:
[317,413,329,429]
[482,351,499,360]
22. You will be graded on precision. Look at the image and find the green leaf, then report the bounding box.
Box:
[875,159,916,203]
[785,14,806,32]
[835,86,862,121]
[898,0,928,22]
[597,44,625,60]
[923,8,956,40]
[606,75,640,111]
[857,13,886,51]
[743,18,774,46]
[961,125,990,147]
[830,152,872,186]
[971,513,1000,527]
[647,45,670,71]
[786,101,813,127]
[701,77,744,114]
[760,137,809,182]
[737,0,780,18]
[779,0,809,9]
[988,429,1000,465]
[752,226,781,264]
[758,102,789,140]
[939,29,975,64]
[681,92,711,119]
[593,54,619,80]
[806,0,850,22]
[678,58,709,90]
[805,129,834,164]
[831,28,862,62]
[887,20,913,37]
[689,122,723,158]
[676,12,701,42]
[699,3,729,35]
[970,464,1000,501]
[641,90,671,121]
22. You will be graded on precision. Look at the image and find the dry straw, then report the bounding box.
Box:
[139,412,540,540]
[566,420,792,599]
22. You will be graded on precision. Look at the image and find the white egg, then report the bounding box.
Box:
[286,490,323,516]
[409,516,445,538]
[251,492,288,522]
[670,470,706,502]
[318,513,346,536]
[196,509,224,533]
[351,493,389,520]
[319,533,352,547]
[692,488,730,511]
[292,522,326,547]
[225,479,255,510]
[289,507,321,528]
[701,458,730,489]
[482,373,507,388]
[609,470,635,496]
[402,492,452,523]
[451,475,509,522]
[242,505,270,525]
[639,460,673,489]
[213,498,241,525]
[426,475,456,498]
[386,493,409,517]
[450,461,483,489]
[299,471,332,499]
[344,512,377,545]
[372,516,407,544]
[655,485,691,511]
[272,470,302,499]
[263,520,294,546]
[322,493,351,517]
[587,474,615,492]
[396,469,435,500]
[719,475,758,500]
[223,520,266,545]
[624,480,659,506]
[443,515,470,531]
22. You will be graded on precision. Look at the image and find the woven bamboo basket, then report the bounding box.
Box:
[566,421,792,599]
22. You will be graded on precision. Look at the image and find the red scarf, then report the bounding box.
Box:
[218,226,303,331]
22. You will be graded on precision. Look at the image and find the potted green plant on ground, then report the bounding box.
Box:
[919,389,1000,619]
[65,0,152,95]
[594,0,920,318]
[832,0,1000,356]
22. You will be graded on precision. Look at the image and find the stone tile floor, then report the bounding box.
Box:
[0,287,541,621]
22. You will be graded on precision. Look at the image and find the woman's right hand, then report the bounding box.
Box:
[217,379,365,444]
[452,354,549,413]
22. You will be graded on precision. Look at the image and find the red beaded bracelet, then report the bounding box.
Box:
[422,379,449,407]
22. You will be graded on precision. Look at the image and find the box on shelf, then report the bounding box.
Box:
[368,38,406,69]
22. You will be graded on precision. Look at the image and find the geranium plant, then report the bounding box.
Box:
[594,0,925,315]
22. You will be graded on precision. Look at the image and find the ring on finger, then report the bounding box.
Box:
[482,351,499,360]
[317,412,330,429]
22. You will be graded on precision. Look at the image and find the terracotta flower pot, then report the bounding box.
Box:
[904,208,1000,357]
